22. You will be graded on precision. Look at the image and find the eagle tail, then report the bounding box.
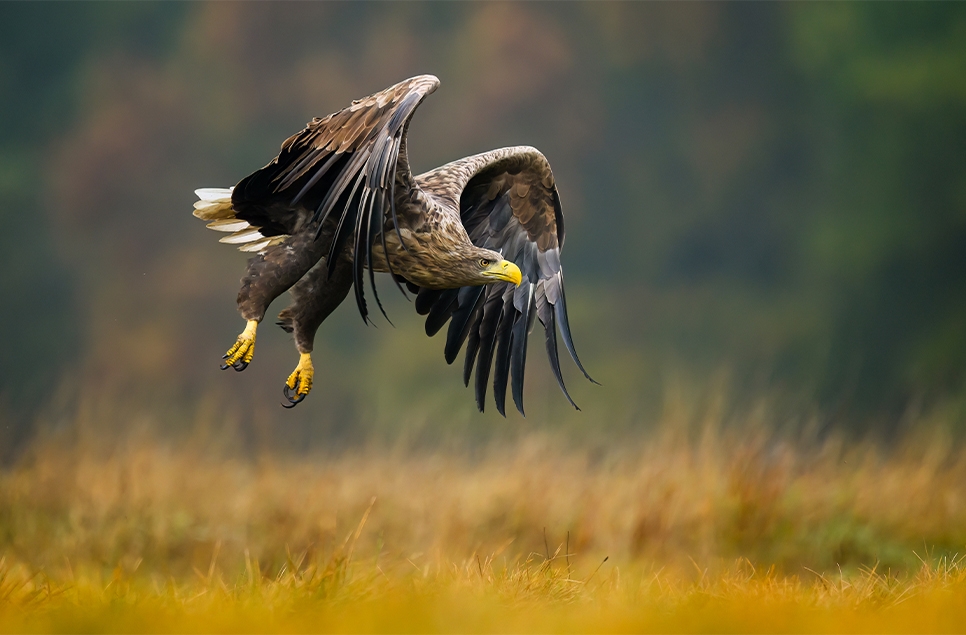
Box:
[192,187,288,254]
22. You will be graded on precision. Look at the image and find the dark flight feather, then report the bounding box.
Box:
[463,325,481,388]
[415,288,444,316]
[492,302,515,417]
[552,284,597,384]
[424,289,458,337]
[539,293,579,410]
[472,289,504,411]
[445,286,485,364]
[510,290,535,417]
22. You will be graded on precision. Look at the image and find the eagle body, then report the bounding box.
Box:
[193,75,594,413]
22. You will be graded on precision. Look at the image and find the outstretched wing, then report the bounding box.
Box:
[230,74,439,323]
[414,147,596,416]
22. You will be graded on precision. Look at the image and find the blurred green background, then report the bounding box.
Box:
[1,2,965,453]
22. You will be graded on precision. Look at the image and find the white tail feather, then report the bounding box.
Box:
[239,238,273,253]
[219,228,265,244]
[195,187,234,202]
[192,186,235,221]
[193,185,287,254]
[206,219,251,233]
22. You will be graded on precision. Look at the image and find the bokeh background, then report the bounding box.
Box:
[2,2,966,455]
[5,6,966,629]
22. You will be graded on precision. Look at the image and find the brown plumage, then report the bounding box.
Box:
[193,75,594,413]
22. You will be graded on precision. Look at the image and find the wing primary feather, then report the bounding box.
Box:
[351,185,372,324]
[314,149,370,237]
[370,130,394,188]
[353,129,395,323]
[274,146,319,190]
[553,283,599,384]
[290,151,342,205]
[320,154,364,226]
[444,286,485,364]
[510,290,535,417]
[425,290,458,336]
[492,303,515,417]
[325,167,366,277]
[463,324,481,389]
[366,187,393,326]
[415,289,443,316]
[280,148,320,197]
[542,303,580,410]
[473,291,504,412]
[371,138,409,301]
[552,188,565,248]
[387,91,420,132]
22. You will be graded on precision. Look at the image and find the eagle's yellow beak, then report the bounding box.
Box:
[483,260,523,286]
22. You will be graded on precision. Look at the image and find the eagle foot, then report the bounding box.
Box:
[282,353,314,408]
[220,320,257,371]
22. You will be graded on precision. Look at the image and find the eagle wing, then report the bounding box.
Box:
[414,147,596,416]
[228,74,439,322]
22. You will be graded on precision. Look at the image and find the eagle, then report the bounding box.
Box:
[193,75,594,414]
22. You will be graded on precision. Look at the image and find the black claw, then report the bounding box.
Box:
[220,363,231,370]
[232,360,249,372]
[222,353,229,359]
[282,383,306,408]
[282,383,302,401]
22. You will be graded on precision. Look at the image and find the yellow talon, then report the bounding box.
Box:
[221,320,258,371]
[283,353,314,407]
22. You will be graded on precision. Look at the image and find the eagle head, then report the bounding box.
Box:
[466,248,523,287]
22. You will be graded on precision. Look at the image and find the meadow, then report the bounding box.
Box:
[3,408,966,633]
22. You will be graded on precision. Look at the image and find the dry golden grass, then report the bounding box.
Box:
[2,419,966,632]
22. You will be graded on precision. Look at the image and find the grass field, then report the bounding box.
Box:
[3,415,966,633]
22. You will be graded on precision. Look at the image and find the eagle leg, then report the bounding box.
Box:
[220,320,258,371]
[281,353,314,408]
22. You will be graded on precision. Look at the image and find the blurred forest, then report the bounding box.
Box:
[1,2,965,454]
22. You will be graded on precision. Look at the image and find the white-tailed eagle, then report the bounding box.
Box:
[193,75,594,414]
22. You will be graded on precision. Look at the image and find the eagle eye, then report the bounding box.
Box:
[479,258,490,267]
